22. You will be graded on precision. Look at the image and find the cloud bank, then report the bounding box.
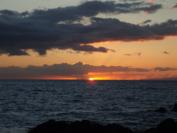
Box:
[0,1,176,56]
[0,62,176,79]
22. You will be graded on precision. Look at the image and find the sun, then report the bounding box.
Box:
[88,78,95,81]
[88,77,109,81]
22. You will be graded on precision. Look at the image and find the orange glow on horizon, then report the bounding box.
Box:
[88,77,110,81]
[42,76,79,80]
[38,70,177,80]
[1,70,176,80]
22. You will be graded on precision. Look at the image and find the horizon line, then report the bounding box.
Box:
[0,79,176,81]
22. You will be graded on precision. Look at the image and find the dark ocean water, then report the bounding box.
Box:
[0,80,177,133]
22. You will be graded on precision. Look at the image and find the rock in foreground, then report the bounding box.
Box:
[28,120,133,133]
[143,118,177,133]
[29,119,177,133]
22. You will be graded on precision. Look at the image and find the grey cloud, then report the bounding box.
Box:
[163,51,169,55]
[0,62,149,79]
[124,52,142,56]
[0,62,176,79]
[28,1,162,22]
[124,53,132,56]
[154,67,177,72]
[0,1,175,56]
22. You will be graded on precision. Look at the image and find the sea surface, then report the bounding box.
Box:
[0,80,177,133]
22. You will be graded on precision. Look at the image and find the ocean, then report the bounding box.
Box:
[0,80,177,133]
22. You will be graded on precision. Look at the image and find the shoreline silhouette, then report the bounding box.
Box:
[28,118,177,133]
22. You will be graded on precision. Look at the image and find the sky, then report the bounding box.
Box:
[0,0,177,80]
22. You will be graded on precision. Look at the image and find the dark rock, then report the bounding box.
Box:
[171,103,177,112]
[143,119,177,133]
[143,128,156,133]
[28,119,177,133]
[28,120,133,133]
[155,107,167,113]
[155,118,177,133]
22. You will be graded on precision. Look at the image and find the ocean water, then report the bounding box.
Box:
[0,80,177,133]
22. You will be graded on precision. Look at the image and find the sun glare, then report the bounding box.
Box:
[88,77,109,81]
[89,78,95,81]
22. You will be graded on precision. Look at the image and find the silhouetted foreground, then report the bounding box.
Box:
[28,118,177,133]
[28,120,133,133]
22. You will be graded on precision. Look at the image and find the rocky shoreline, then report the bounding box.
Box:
[28,118,177,133]
[28,103,177,133]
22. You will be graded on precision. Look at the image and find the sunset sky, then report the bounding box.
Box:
[0,0,177,80]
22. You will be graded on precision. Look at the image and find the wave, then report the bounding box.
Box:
[0,128,26,133]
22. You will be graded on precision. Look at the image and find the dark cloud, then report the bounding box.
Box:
[124,52,142,56]
[124,53,132,56]
[154,67,177,72]
[163,76,177,80]
[0,1,176,56]
[0,62,149,79]
[28,1,162,21]
[163,51,169,55]
[0,62,176,79]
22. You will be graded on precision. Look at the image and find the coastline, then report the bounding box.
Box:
[28,118,177,133]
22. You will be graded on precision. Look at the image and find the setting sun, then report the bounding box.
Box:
[89,78,95,81]
[88,76,111,81]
